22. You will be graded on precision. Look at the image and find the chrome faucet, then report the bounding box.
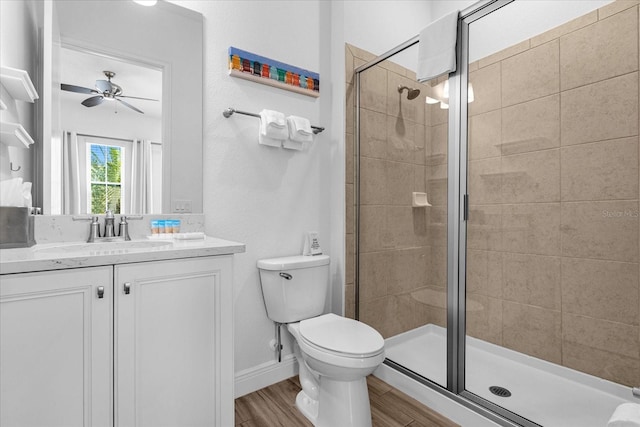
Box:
[104,210,116,238]
[76,211,140,243]
[87,216,101,243]
[119,216,131,241]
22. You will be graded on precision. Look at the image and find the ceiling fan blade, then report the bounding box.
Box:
[81,96,105,107]
[61,83,97,94]
[118,95,159,102]
[117,98,144,114]
[95,79,112,93]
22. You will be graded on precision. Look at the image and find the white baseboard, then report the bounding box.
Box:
[235,354,298,398]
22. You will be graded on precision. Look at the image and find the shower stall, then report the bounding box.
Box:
[347,0,640,425]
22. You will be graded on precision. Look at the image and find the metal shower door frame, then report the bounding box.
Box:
[453,2,540,426]
[354,0,541,425]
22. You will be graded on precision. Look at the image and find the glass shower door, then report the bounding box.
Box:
[464,1,639,425]
[355,42,449,388]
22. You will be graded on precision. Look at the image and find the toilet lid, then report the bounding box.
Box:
[299,313,384,357]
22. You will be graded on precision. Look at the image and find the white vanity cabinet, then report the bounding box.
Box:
[114,256,233,427]
[1,255,234,427]
[0,266,114,427]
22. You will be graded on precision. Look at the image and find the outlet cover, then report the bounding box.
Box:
[173,200,192,213]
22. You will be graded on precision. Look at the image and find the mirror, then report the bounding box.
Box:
[39,0,203,214]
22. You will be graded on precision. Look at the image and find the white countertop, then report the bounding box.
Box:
[0,236,246,274]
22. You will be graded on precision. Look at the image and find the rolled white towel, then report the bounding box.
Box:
[283,115,312,150]
[258,132,283,148]
[257,110,287,147]
[608,403,640,427]
[259,109,288,140]
[287,115,313,142]
[282,139,303,150]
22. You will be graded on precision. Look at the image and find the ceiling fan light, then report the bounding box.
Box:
[133,0,157,6]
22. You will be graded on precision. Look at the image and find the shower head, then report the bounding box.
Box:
[398,85,421,100]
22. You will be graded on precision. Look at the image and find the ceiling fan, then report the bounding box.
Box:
[61,70,158,114]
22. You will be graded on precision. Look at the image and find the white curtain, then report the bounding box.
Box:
[62,131,82,214]
[129,139,153,214]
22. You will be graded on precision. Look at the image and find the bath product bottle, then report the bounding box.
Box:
[151,219,160,234]
[173,219,181,234]
[303,231,322,256]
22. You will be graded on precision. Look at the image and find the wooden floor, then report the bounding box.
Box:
[235,375,460,427]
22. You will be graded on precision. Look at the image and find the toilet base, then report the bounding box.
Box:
[295,376,372,427]
[295,390,319,422]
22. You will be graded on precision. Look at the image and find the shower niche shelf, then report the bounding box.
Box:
[412,192,432,207]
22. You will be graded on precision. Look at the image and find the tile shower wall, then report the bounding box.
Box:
[467,1,639,386]
[345,44,448,338]
[347,0,640,388]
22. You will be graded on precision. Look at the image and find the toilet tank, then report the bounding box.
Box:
[257,255,330,323]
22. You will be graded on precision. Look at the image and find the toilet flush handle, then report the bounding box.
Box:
[279,272,293,280]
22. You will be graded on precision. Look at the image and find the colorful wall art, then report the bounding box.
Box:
[228,47,320,98]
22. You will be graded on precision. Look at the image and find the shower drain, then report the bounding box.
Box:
[489,386,512,397]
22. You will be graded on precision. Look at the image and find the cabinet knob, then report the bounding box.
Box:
[97,286,105,299]
[123,282,131,295]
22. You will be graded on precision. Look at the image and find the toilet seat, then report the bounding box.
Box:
[298,313,384,358]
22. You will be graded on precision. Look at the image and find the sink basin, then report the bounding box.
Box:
[34,240,173,255]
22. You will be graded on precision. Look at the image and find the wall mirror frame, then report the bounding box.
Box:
[37,0,203,215]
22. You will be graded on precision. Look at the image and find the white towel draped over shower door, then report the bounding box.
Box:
[417,10,460,82]
[62,131,83,215]
[129,139,153,214]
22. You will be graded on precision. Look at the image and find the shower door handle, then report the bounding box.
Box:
[463,194,469,221]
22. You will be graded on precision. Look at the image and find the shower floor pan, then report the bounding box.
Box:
[384,324,636,427]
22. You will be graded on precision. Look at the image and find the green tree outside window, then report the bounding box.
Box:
[90,144,123,214]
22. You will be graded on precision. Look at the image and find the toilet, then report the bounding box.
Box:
[257,255,385,427]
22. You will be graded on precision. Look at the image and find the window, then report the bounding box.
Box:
[88,144,124,214]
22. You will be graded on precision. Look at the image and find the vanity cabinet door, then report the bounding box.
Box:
[0,267,113,427]
[114,256,233,427]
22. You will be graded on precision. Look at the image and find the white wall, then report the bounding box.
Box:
[180,0,439,396]
[430,0,476,21]
[173,0,334,395]
[0,0,38,186]
[60,99,162,142]
[344,0,432,58]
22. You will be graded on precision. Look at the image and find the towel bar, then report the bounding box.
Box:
[223,107,325,134]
